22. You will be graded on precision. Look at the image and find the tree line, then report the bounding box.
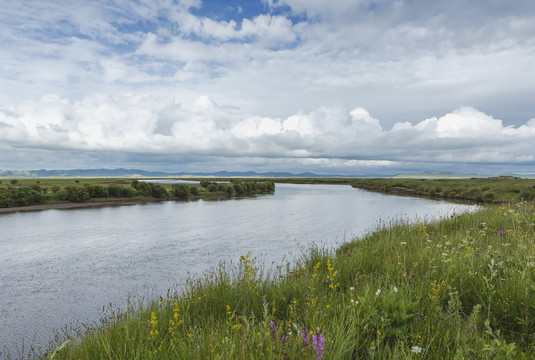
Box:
[0,179,276,208]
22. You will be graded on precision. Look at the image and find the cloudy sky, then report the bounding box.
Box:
[1,0,534,175]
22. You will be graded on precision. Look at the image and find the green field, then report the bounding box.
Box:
[350,177,535,203]
[32,179,535,359]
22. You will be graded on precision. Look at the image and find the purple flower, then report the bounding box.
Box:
[281,331,288,347]
[270,321,277,340]
[498,229,505,236]
[301,328,309,346]
[312,332,325,360]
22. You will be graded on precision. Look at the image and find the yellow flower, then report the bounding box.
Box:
[484,344,490,348]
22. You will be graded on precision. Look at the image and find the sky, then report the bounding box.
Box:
[1,0,535,175]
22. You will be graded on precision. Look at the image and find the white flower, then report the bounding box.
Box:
[394,286,398,293]
[349,287,355,291]
[350,299,358,305]
[411,346,424,353]
[400,242,407,245]
[375,289,381,296]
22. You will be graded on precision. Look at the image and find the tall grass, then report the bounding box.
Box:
[39,202,535,359]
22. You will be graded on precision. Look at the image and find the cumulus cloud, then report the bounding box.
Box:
[1,94,534,173]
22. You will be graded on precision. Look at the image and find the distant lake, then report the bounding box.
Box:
[0,184,478,358]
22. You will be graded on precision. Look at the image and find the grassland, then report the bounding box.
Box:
[350,177,535,203]
[29,178,535,360]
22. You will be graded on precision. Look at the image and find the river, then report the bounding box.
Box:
[0,183,478,358]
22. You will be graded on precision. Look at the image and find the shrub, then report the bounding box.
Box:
[172,184,190,199]
[234,183,245,195]
[482,191,495,203]
[520,189,534,201]
[0,187,13,207]
[207,183,218,193]
[107,185,126,197]
[86,185,108,198]
[200,180,212,189]
[150,184,168,198]
[63,186,91,202]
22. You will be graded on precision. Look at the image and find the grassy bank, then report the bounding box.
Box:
[0,178,275,210]
[350,178,535,203]
[37,197,535,359]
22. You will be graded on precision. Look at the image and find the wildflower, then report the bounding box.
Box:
[150,312,158,326]
[498,229,505,236]
[349,287,355,291]
[270,321,277,340]
[484,344,490,348]
[394,286,398,293]
[350,299,358,305]
[375,289,381,296]
[312,332,325,360]
[301,328,310,346]
[411,346,424,353]
[400,242,407,245]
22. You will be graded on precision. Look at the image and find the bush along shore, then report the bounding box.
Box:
[350,177,535,203]
[37,196,535,359]
[0,179,275,211]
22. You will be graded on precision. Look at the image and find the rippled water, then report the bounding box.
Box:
[0,184,478,358]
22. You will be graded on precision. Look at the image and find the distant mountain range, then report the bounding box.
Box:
[1,169,533,179]
[0,168,367,178]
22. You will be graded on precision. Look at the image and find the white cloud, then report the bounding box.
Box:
[1,94,534,173]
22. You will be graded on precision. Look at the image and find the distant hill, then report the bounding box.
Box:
[0,168,370,178]
[3,168,532,179]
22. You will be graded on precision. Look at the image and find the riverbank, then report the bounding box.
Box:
[36,196,535,359]
[0,179,275,213]
[350,177,535,203]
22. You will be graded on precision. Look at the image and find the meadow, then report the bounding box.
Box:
[349,177,535,203]
[35,180,535,359]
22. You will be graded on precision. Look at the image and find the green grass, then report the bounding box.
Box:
[36,198,535,359]
[350,178,535,203]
